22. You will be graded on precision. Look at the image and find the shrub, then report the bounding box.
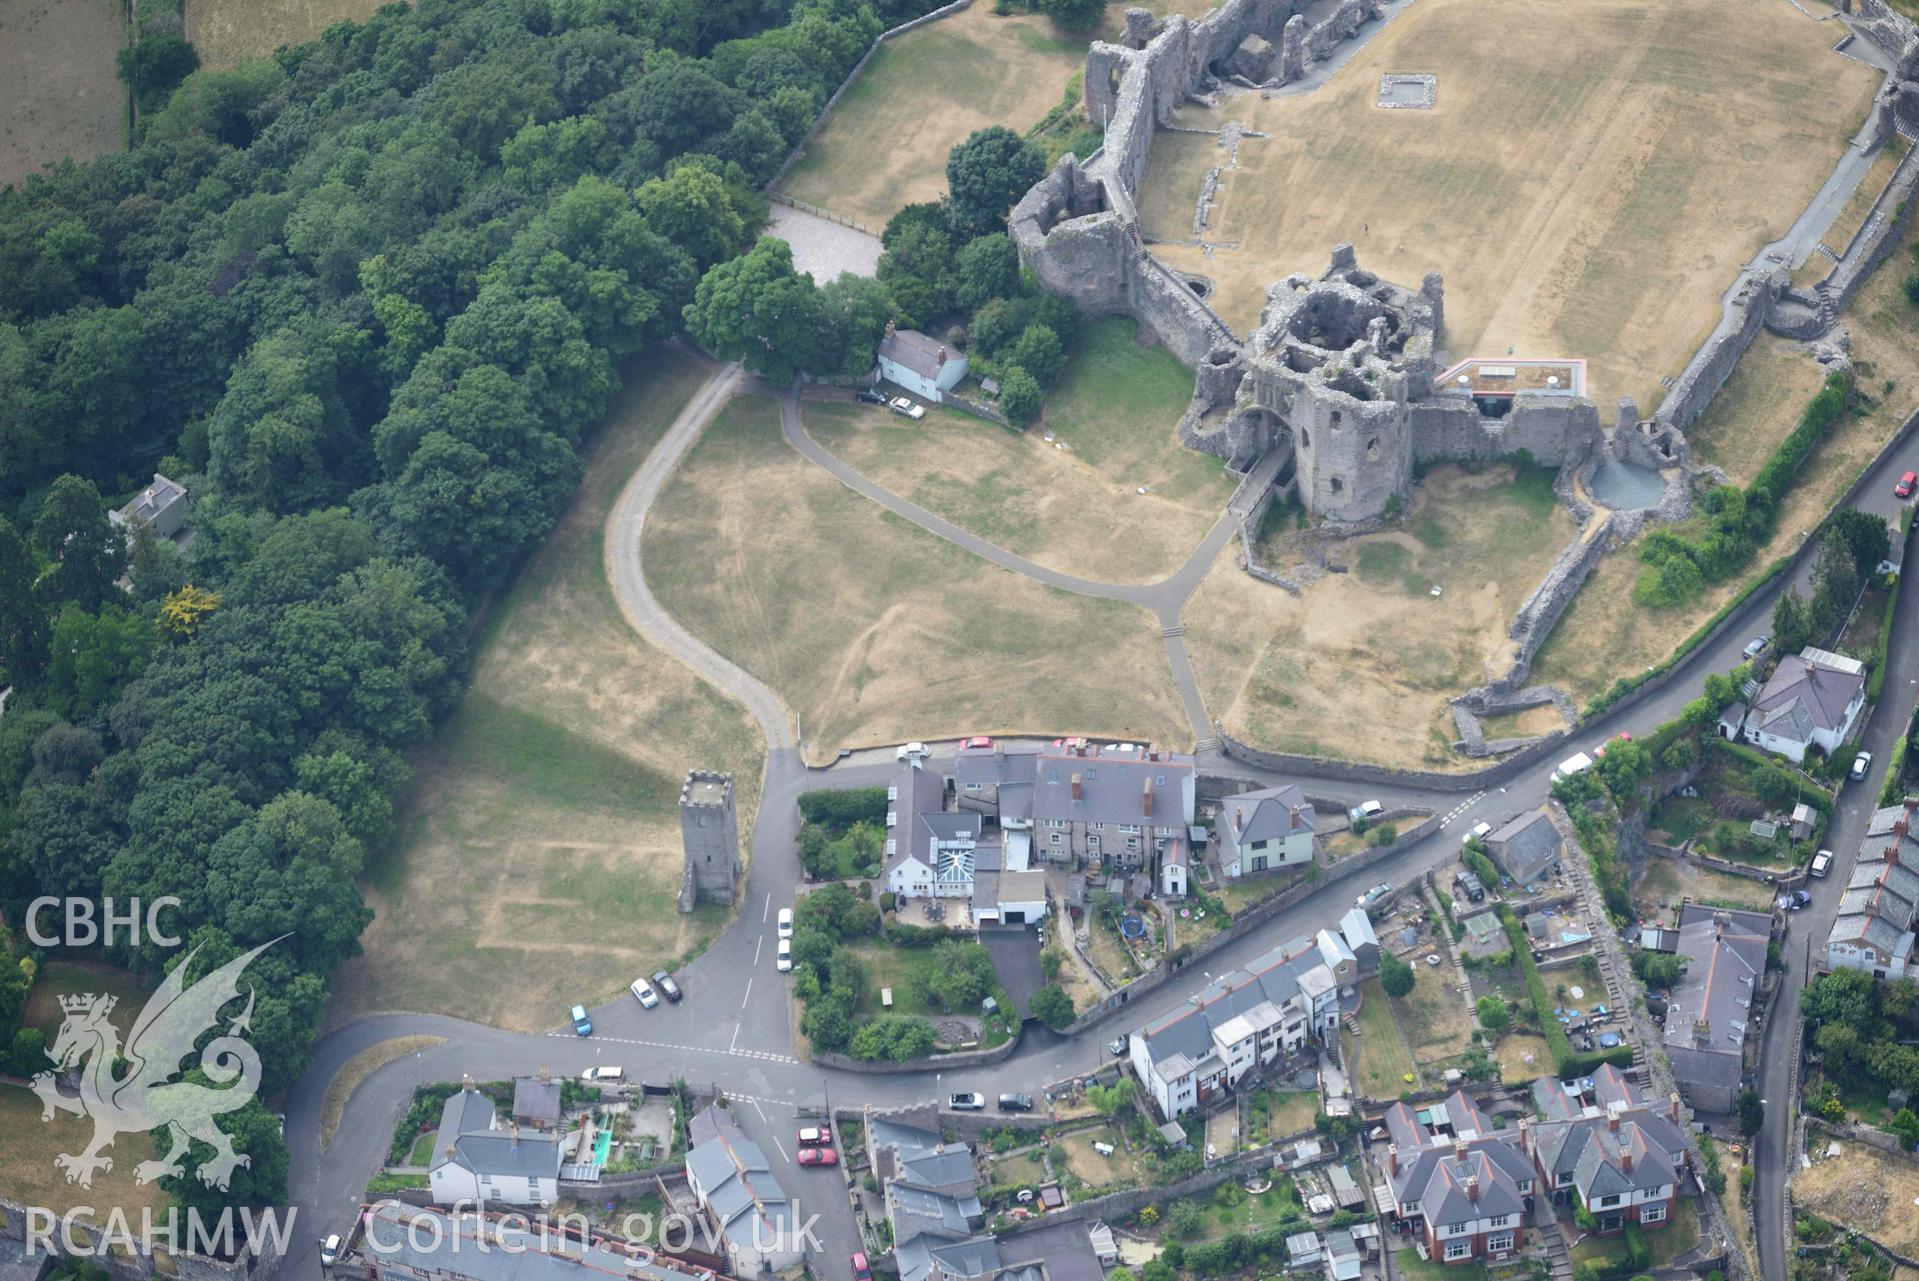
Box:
[1379,951,1415,998]
[798,787,888,827]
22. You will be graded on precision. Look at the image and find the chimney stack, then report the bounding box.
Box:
[1607,1110,1619,1132]
[1465,1176,1480,1202]
[1387,1145,1399,1175]
[1235,805,1245,833]
[1453,1139,1469,1163]
[1669,1092,1681,1123]
[1143,778,1155,816]
[1621,1148,1633,1174]
[1517,1117,1531,1153]
[1692,1017,1711,1045]
[538,1066,551,1084]
[511,1122,520,1149]
[463,1073,475,1093]
[1071,772,1083,800]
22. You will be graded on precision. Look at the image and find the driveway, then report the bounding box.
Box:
[978,924,1045,1017]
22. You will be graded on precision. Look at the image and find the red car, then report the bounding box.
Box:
[797,1146,838,1167]
[852,1253,872,1281]
[1899,471,1917,499]
[959,736,995,750]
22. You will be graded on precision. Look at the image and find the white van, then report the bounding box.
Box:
[1552,751,1595,782]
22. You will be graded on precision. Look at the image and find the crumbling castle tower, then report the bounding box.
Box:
[677,771,740,914]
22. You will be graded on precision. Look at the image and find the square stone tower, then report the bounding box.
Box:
[677,770,740,913]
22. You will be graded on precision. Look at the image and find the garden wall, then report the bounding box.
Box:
[811,1026,1023,1074]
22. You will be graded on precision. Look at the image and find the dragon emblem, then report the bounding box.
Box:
[32,939,280,1191]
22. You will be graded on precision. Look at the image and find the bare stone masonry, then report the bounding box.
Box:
[677,770,740,913]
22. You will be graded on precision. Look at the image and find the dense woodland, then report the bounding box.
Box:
[0,0,1110,1215]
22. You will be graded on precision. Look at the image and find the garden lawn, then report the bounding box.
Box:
[1569,1198,1699,1268]
[1491,1031,1554,1082]
[1057,1125,1139,1189]
[1196,1180,1307,1240]
[1350,978,1417,1098]
[840,938,1004,1020]
[644,393,1188,760]
[332,347,761,1031]
[1395,965,1477,1067]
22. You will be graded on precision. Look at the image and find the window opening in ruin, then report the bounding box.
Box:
[1330,410,1342,427]
[1366,436,1380,461]
[1330,477,1343,494]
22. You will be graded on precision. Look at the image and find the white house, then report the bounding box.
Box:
[109,473,188,540]
[1214,784,1316,877]
[883,759,982,901]
[426,1084,561,1208]
[877,325,968,403]
[1741,647,1866,764]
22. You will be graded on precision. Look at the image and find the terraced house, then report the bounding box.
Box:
[1662,904,1773,1112]
[1032,743,1196,878]
[1827,800,1919,979]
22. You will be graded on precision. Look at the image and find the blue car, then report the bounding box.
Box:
[570,1004,593,1036]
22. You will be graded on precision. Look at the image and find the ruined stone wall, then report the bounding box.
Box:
[1823,138,1919,310]
[1654,268,1786,430]
[1287,383,1411,520]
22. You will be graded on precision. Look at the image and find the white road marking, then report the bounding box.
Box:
[763,891,771,922]
[542,1032,797,1065]
[731,1023,741,1052]
[742,977,754,1008]
[754,936,764,966]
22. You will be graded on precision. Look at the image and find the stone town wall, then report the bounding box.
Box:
[1822,137,1919,310]
[1654,268,1786,430]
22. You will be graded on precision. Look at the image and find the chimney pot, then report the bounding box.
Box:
[1453,1139,1468,1162]
[1467,1177,1480,1202]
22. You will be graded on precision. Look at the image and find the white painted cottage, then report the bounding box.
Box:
[877,325,968,403]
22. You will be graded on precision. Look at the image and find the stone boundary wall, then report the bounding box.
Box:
[943,390,1012,427]
[810,1025,1022,1073]
[1451,685,1578,758]
[1060,815,1438,1033]
[994,1147,1271,1236]
[1655,268,1787,431]
[0,1196,269,1281]
[1500,516,1615,691]
[765,0,975,190]
[564,1166,688,1195]
[1820,135,1919,311]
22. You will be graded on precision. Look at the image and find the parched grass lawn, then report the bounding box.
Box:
[644,394,1189,758]
[984,1151,1048,1190]
[1349,978,1416,1099]
[1491,1031,1554,1082]
[806,338,1229,581]
[1631,857,1778,920]
[1216,868,1309,914]
[1263,1090,1321,1138]
[1570,1197,1700,1268]
[186,0,389,67]
[1534,218,1919,706]
[1391,1244,1486,1281]
[1674,338,1833,484]
[23,960,156,1039]
[0,0,125,190]
[1395,965,1476,1067]
[778,1,1220,229]
[1325,823,1397,859]
[1146,0,1877,409]
[1037,318,1238,511]
[332,347,761,1031]
[1188,463,1572,767]
[1794,1141,1919,1257]
[1057,1124,1139,1189]
[322,1036,445,1149]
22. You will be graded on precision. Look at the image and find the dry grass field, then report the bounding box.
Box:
[1490,1031,1553,1082]
[1396,964,1476,1067]
[1792,1141,1919,1257]
[186,0,388,67]
[1532,219,1919,705]
[330,347,764,1031]
[1347,979,1417,1097]
[1185,463,1572,766]
[803,329,1230,584]
[778,0,1219,229]
[1632,857,1779,918]
[1144,0,1878,411]
[644,394,1189,758]
[0,0,126,189]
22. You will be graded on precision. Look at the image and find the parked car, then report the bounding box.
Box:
[652,970,682,1003]
[629,978,659,1009]
[570,1004,593,1036]
[1462,820,1492,846]
[855,387,887,405]
[1357,882,1393,910]
[776,938,792,972]
[1552,751,1595,782]
[1743,635,1770,660]
[852,1253,872,1281]
[997,1093,1034,1112]
[1852,750,1874,782]
[320,1235,341,1268]
[777,907,793,939]
[1349,799,1384,822]
[948,1092,986,1110]
[889,397,926,420]
[1898,470,1917,499]
[896,741,928,761]
[1811,849,1834,878]
[1453,870,1485,903]
[1594,731,1631,756]
[960,736,995,750]
[798,1124,832,1146]
[1108,1036,1129,1057]
[582,1065,624,1082]
[797,1146,839,1167]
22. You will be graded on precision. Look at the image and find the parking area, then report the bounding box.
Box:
[978,924,1045,1018]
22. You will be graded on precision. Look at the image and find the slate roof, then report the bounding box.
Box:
[1749,650,1864,742]
[1662,905,1769,1080]
[1032,746,1193,829]
[1530,1067,1687,1207]
[895,1234,1038,1281]
[885,761,980,885]
[1216,784,1315,857]
[512,1076,562,1126]
[1488,810,1561,883]
[113,473,186,528]
[879,328,960,381]
[1339,907,1379,956]
[1831,801,1919,958]
[1381,1091,1532,1231]
[684,1104,794,1257]
[430,1088,561,1180]
[1134,937,1332,1079]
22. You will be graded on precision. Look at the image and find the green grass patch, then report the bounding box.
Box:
[1350,978,1417,1097]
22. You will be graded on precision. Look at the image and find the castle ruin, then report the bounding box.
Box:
[676,770,740,913]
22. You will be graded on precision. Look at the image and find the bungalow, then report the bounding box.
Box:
[426,1082,561,1208]
[1486,810,1561,886]
[877,325,968,404]
[1741,647,1867,764]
